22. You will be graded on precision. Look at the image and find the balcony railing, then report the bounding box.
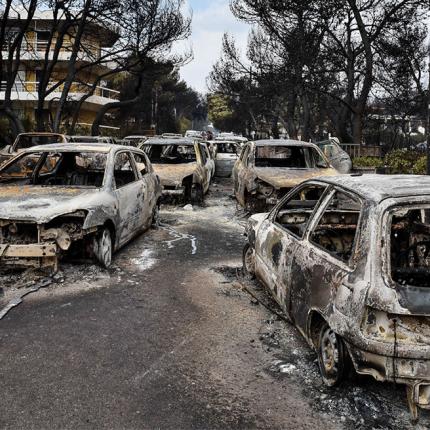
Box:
[2,38,101,60]
[0,80,120,100]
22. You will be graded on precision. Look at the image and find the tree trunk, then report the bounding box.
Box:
[352,111,363,146]
[0,108,25,136]
[91,96,142,136]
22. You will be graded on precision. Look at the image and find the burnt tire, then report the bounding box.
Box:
[152,201,160,227]
[242,243,256,279]
[93,228,113,268]
[191,183,204,206]
[317,323,348,387]
[244,191,262,213]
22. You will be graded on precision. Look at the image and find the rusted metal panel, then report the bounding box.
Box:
[0,243,57,257]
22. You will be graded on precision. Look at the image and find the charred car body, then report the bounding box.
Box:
[243,175,430,418]
[0,132,67,165]
[233,140,338,212]
[140,137,213,204]
[0,143,161,270]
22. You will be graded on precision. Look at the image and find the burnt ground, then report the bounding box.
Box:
[0,177,429,430]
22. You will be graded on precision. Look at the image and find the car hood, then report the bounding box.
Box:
[0,185,99,223]
[254,167,338,189]
[152,163,197,186]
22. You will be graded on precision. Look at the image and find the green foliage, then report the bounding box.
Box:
[178,116,191,134]
[384,150,425,174]
[412,155,427,175]
[354,151,429,174]
[207,94,234,129]
[353,157,384,168]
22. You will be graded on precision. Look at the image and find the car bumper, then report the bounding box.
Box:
[0,243,58,268]
[347,342,430,407]
[162,187,185,196]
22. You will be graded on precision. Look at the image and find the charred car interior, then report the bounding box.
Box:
[254,145,329,169]
[390,207,430,289]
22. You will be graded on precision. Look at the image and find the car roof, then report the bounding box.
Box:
[314,174,430,203]
[25,142,139,153]
[144,138,196,146]
[17,132,65,137]
[253,139,318,148]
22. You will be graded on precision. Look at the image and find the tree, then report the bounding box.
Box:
[210,0,428,145]
[91,0,191,135]
[111,61,205,136]
[0,0,38,135]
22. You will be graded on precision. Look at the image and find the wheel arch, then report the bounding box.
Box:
[307,310,327,349]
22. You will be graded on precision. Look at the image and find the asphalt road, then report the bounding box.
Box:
[0,178,429,430]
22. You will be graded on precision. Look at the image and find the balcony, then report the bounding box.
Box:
[1,38,102,63]
[0,80,120,108]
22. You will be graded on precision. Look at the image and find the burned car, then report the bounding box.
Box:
[0,143,161,270]
[243,175,430,418]
[210,140,240,178]
[233,140,337,212]
[0,132,67,165]
[140,138,213,204]
[316,137,352,174]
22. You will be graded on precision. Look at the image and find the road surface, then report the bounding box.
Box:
[0,179,428,429]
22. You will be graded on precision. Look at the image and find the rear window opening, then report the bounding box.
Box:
[390,207,430,288]
[142,144,197,164]
[255,145,328,169]
[215,143,238,154]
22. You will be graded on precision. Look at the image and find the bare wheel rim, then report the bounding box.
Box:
[244,246,255,274]
[321,328,340,376]
[99,229,112,267]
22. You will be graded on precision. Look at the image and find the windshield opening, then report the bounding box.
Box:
[142,144,197,164]
[390,206,430,288]
[14,135,63,151]
[0,151,107,187]
[255,146,328,168]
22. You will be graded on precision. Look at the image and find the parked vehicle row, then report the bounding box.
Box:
[1,133,427,418]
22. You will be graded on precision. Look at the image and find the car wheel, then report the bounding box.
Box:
[93,228,113,268]
[317,323,347,387]
[242,243,256,279]
[191,183,204,206]
[244,191,260,213]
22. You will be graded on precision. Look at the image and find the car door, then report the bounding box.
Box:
[201,143,215,179]
[113,151,145,245]
[255,184,328,314]
[196,143,210,192]
[234,144,252,204]
[289,188,363,332]
[132,151,156,230]
[199,143,212,189]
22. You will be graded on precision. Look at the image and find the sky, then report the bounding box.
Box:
[178,0,250,94]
